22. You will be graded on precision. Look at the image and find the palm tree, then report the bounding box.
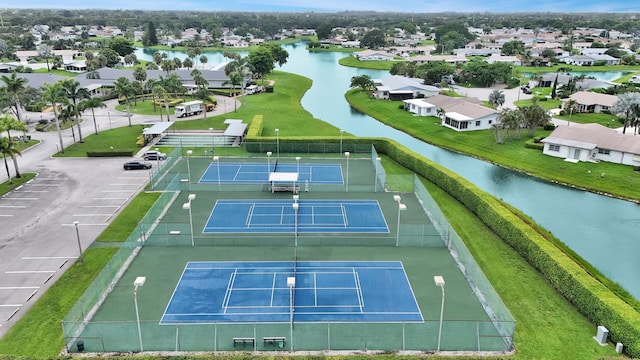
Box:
[489,90,505,109]
[0,113,27,178]
[222,72,243,112]
[225,57,254,108]
[1,73,28,126]
[41,82,68,153]
[152,85,170,121]
[79,97,106,135]
[0,137,21,184]
[61,79,91,142]
[112,77,134,127]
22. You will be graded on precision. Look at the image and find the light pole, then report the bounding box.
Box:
[296,156,301,174]
[292,202,299,247]
[209,127,215,154]
[267,151,272,176]
[213,156,221,191]
[73,221,84,263]
[133,276,146,352]
[339,129,345,154]
[393,195,406,247]
[275,128,280,158]
[434,275,445,352]
[374,157,381,192]
[568,104,573,127]
[186,150,193,190]
[344,151,350,192]
[182,194,196,247]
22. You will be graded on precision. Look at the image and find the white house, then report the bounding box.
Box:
[541,123,640,165]
[409,94,499,131]
[354,49,395,61]
[566,91,618,113]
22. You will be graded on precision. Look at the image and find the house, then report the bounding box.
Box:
[409,94,498,131]
[373,75,440,100]
[486,54,522,66]
[541,123,640,165]
[566,91,618,113]
[558,55,597,66]
[64,60,87,73]
[354,49,395,61]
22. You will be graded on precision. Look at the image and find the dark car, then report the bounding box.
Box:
[123,160,152,170]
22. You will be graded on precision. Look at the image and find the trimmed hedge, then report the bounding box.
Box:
[243,129,640,357]
[87,151,134,157]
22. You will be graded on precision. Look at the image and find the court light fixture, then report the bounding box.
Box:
[133,276,146,352]
[73,221,84,264]
[213,156,221,191]
[434,275,446,352]
[344,151,350,192]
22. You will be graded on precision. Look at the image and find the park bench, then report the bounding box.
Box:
[233,337,255,347]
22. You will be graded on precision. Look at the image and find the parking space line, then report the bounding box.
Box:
[0,198,38,201]
[101,190,135,193]
[0,206,26,208]
[0,215,13,217]
[110,184,143,186]
[82,205,120,208]
[73,214,112,217]
[62,223,109,226]
[93,197,128,200]
[0,304,22,307]
[21,256,77,260]
[5,270,56,274]
[0,287,40,290]
[20,190,49,193]
[26,184,59,187]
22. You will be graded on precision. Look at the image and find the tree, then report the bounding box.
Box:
[0,136,21,184]
[133,66,147,83]
[183,58,193,69]
[316,22,333,40]
[350,75,374,91]
[0,113,27,178]
[247,47,273,86]
[99,48,121,68]
[36,43,54,71]
[61,79,90,142]
[262,43,289,67]
[611,92,640,134]
[112,77,134,127]
[489,90,505,109]
[41,82,68,154]
[152,85,170,121]
[501,40,525,55]
[225,56,254,107]
[519,103,550,137]
[360,29,386,49]
[0,72,28,126]
[199,55,208,68]
[142,21,158,46]
[109,36,135,57]
[79,97,105,135]
[222,73,243,112]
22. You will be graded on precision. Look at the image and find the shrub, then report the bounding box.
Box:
[35,124,47,132]
[543,123,556,130]
[86,150,134,157]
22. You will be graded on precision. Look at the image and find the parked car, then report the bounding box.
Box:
[123,160,152,170]
[521,85,532,94]
[143,150,167,161]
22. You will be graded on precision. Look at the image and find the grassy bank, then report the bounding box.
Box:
[0,173,36,195]
[346,88,640,201]
[54,125,144,157]
[338,55,399,70]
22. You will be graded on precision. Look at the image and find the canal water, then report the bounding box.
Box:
[135,45,640,299]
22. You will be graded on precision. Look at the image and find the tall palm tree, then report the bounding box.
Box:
[0,136,21,184]
[61,79,91,142]
[0,73,28,126]
[112,77,134,127]
[0,113,27,178]
[222,72,243,112]
[41,82,68,153]
[152,85,170,121]
[79,97,106,135]
[225,56,254,108]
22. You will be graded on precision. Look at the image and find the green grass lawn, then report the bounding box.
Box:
[556,112,621,127]
[347,88,640,201]
[0,173,36,195]
[54,125,144,157]
[338,55,399,70]
[33,68,79,76]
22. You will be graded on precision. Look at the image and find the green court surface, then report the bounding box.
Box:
[63,149,514,353]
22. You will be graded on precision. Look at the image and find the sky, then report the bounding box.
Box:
[5,0,640,13]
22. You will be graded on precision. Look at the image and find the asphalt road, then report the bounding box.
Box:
[0,95,239,338]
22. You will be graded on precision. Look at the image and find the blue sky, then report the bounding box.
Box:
[6,0,639,12]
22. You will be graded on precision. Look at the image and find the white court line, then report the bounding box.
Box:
[0,286,40,290]
[0,205,26,208]
[1,198,38,200]
[5,270,55,274]
[22,256,77,260]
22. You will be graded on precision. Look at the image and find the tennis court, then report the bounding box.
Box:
[204,199,388,233]
[199,162,343,184]
[161,260,422,324]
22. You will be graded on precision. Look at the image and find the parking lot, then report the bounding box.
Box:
[0,158,148,336]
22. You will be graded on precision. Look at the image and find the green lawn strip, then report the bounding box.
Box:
[114,97,209,117]
[32,68,79,76]
[346,88,640,201]
[0,173,36,195]
[555,112,621,127]
[0,247,117,358]
[338,55,399,70]
[13,139,40,152]
[95,192,161,242]
[514,98,562,110]
[172,71,342,137]
[54,125,144,157]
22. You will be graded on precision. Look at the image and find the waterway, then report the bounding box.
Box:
[135,45,640,299]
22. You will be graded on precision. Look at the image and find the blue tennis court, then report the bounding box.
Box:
[199,162,343,184]
[160,261,423,324]
[204,199,389,233]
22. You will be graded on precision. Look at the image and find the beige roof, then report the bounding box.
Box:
[420,95,496,119]
[542,123,640,155]
[568,91,618,107]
